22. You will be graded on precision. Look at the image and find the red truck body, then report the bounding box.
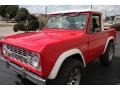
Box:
[0,10,116,84]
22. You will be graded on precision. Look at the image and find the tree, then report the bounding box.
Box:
[0,5,8,18]
[19,8,29,15]
[0,5,19,22]
[13,23,26,32]
[15,8,29,22]
[105,16,110,22]
[26,14,37,21]
[13,7,44,32]
[39,14,48,23]
[15,11,28,22]
[39,21,44,30]
[110,16,115,21]
[5,5,19,19]
[27,20,39,31]
[13,20,40,32]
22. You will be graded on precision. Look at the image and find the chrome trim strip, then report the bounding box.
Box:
[0,57,46,85]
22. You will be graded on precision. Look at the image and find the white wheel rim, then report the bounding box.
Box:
[108,46,113,61]
[67,68,81,85]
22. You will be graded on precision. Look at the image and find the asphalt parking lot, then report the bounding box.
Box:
[0,29,120,85]
[0,26,23,37]
[80,32,120,85]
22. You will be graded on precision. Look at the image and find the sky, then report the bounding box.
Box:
[20,5,120,16]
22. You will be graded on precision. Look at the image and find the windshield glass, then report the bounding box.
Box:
[45,14,88,30]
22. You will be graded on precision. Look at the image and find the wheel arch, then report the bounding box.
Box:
[103,36,115,54]
[47,48,86,79]
[68,53,85,66]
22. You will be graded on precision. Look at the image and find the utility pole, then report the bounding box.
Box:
[45,5,47,19]
[91,5,93,10]
[104,10,107,19]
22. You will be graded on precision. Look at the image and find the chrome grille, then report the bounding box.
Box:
[4,44,33,66]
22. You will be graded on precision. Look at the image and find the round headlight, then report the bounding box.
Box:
[31,55,39,68]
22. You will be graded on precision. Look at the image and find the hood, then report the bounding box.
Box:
[1,29,84,52]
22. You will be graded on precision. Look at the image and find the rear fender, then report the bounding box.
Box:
[103,36,114,54]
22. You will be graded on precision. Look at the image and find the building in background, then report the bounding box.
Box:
[113,15,120,24]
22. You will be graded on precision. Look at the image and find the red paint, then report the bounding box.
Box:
[0,11,116,78]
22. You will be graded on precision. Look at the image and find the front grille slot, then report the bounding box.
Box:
[4,44,32,66]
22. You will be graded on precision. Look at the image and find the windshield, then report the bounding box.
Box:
[45,14,88,30]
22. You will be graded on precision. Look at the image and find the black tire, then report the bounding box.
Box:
[100,42,115,65]
[46,58,84,85]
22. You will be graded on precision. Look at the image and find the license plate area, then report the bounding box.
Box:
[6,61,26,78]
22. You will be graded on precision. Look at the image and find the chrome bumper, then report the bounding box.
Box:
[0,57,46,85]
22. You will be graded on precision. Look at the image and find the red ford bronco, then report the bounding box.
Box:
[0,10,116,85]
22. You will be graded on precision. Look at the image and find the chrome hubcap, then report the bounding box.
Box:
[67,68,81,85]
[108,46,113,61]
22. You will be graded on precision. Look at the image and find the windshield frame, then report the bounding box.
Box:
[44,12,89,31]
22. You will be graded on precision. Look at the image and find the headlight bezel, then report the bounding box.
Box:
[2,44,7,55]
[31,53,40,69]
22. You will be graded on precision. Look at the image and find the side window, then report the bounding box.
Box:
[89,14,101,33]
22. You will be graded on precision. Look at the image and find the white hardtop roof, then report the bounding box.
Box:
[48,9,97,14]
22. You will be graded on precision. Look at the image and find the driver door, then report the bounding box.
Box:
[87,14,105,61]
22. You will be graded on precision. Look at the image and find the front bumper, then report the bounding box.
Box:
[0,56,46,85]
